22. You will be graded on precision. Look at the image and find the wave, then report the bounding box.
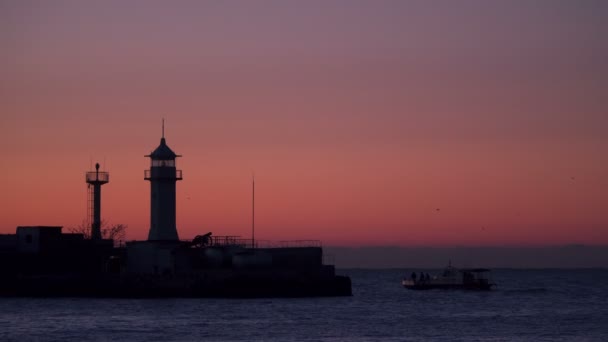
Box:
[501,288,548,294]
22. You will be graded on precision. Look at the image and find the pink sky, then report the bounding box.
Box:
[1,1,607,246]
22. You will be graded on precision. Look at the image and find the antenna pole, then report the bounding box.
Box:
[252,172,255,249]
[162,118,165,138]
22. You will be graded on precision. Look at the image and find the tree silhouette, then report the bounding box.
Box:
[68,219,127,241]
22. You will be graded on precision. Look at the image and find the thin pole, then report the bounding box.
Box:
[252,172,255,249]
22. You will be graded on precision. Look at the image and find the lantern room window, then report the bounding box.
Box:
[152,160,175,167]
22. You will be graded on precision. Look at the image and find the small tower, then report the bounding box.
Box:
[86,163,109,240]
[145,123,182,241]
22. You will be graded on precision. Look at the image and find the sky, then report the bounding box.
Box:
[1,0,607,246]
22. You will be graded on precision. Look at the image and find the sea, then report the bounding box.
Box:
[1,269,607,341]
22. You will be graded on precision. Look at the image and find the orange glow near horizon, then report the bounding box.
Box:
[1,1,607,246]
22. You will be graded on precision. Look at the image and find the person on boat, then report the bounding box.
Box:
[411,272,417,283]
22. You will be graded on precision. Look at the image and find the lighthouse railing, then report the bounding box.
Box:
[86,171,109,183]
[144,169,182,180]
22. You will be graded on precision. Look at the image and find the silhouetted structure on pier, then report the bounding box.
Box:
[0,124,351,298]
[86,163,109,240]
[145,122,181,241]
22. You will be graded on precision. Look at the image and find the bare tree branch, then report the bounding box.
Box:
[67,219,127,241]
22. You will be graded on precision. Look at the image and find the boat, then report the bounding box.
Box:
[402,263,495,290]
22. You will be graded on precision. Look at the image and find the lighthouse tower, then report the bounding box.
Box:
[86,163,109,240]
[145,125,182,241]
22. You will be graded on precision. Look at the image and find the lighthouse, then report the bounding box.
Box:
[145,125,182,241]
[86,163,109,240]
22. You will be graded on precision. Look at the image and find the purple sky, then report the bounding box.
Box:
[1,1,607,245]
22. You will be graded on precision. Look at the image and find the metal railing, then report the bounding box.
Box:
[86,171,109,183]
[185,236,322,249]
[278,240,322,248]
[211,236,251,247]
[144,169,182,180]
[250,240,321,248]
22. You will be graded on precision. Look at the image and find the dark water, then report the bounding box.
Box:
[1,269,607,341]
